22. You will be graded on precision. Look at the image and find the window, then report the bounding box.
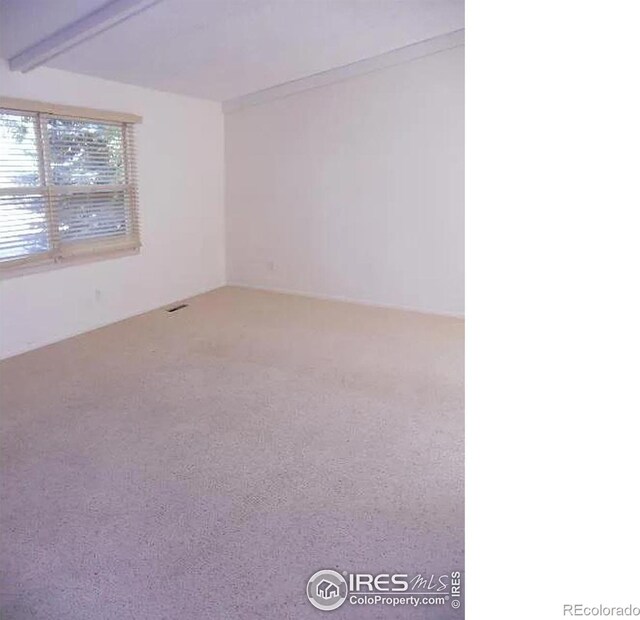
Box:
[0,98,141,272]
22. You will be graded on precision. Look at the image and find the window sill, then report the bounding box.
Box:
[0,245,141,280]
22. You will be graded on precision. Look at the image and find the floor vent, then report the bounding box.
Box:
[166,304,188,313]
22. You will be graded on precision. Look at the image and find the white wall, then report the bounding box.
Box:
[225,45,464,316]
[0,62,225,359]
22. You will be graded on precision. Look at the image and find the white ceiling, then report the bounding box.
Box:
[0,0,464,102]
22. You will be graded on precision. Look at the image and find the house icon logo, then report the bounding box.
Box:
[317,579,339,599]
[306,569,348,611]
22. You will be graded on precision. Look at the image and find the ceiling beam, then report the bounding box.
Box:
[9,0,163,73]
[223,29,465,114]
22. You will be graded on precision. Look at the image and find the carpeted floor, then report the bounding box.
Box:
[0,286,464,619]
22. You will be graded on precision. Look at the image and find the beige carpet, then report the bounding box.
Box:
[0,286,464,619]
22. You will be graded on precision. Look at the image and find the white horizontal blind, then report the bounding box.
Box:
[0,108,140,269]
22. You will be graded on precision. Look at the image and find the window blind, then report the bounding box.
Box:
[0,104,140,270]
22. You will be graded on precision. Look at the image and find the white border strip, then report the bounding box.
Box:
[223,29,464,114]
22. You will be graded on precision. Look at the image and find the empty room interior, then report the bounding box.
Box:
[0,1,464,618]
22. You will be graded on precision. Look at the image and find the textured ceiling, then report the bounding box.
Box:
[0,0,464,102]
